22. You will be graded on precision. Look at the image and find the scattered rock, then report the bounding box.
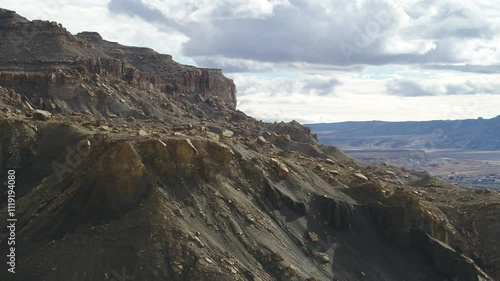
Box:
[353,172,368,181]
[315,164,325,171]
[312,251,330,263]
[272,252,284,262]
[246,214,256,224]
[284,265,298,277]
[191,236,204,248]
[385,170,396,177]
[329,170,340,176]
[78,139,91,150]
[172,262,183,275]
[257,136,268,145]
[220,129,234,138]
[325,158,336,165]
[138,129,148,136]
[98,125,110,132]
[126,116,136,122]
[173,123,193,131]
[307,231,319,242]
[32,109,52,120]
[270,158,289,177]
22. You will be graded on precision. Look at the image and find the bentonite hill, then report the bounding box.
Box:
[0,8,499,281]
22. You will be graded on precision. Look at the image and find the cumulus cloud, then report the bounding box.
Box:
[387,79,438,97]
[193,56,275,73]
[108,0,170,25]
[231,73,340,97]
[103,0,500,68]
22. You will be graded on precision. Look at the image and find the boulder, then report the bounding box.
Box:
[329,170,340,176]
[98,125,110,131]
[312,251,330,263]
[270,158,289,177]
[353,172,368,181]
[257,136,268,145]
[325,158,336,165]
[307,231,319,242]
[220,129,234,138]
[32,109,52,120]
[208,142,234,166]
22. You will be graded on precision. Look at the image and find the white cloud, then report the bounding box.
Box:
[232,69,500,122]
[138,0,290,22]
[381,37,437,55]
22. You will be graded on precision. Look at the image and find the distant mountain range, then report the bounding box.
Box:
[308,115,500,150]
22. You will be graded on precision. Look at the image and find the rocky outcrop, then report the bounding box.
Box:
[0,8,28,25]
[312,195,354,230]
[411,229,492,281]
[0,9,237,118]
[266,120,319,144]
[73,142,150,212]
[76,31,237,108]
[31,109,52,120]
[369,200,449,246]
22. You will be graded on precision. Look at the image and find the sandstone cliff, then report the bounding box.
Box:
[0,9,236,120]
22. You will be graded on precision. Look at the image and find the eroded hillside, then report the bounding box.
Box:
[0,8,499,281]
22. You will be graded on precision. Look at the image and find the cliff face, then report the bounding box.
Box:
[76,31,237,108]
[1,8,499,281]
[0,11,236,118]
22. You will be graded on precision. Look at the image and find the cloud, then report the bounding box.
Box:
[231,73,340,97]
[387,79,437,97]
[192,56,275,72]
[235,73,500,122]
[108,0,166,23]
[386,76,500,97]
[106,0,500,68]
[180,0,400,65]
[424,64,500,74]
[403,1,495,39]
[302,75,340,96]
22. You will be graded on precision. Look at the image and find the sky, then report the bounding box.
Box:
[1,0,500,123]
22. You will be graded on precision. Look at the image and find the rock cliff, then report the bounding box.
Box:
[0,9,236,120]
